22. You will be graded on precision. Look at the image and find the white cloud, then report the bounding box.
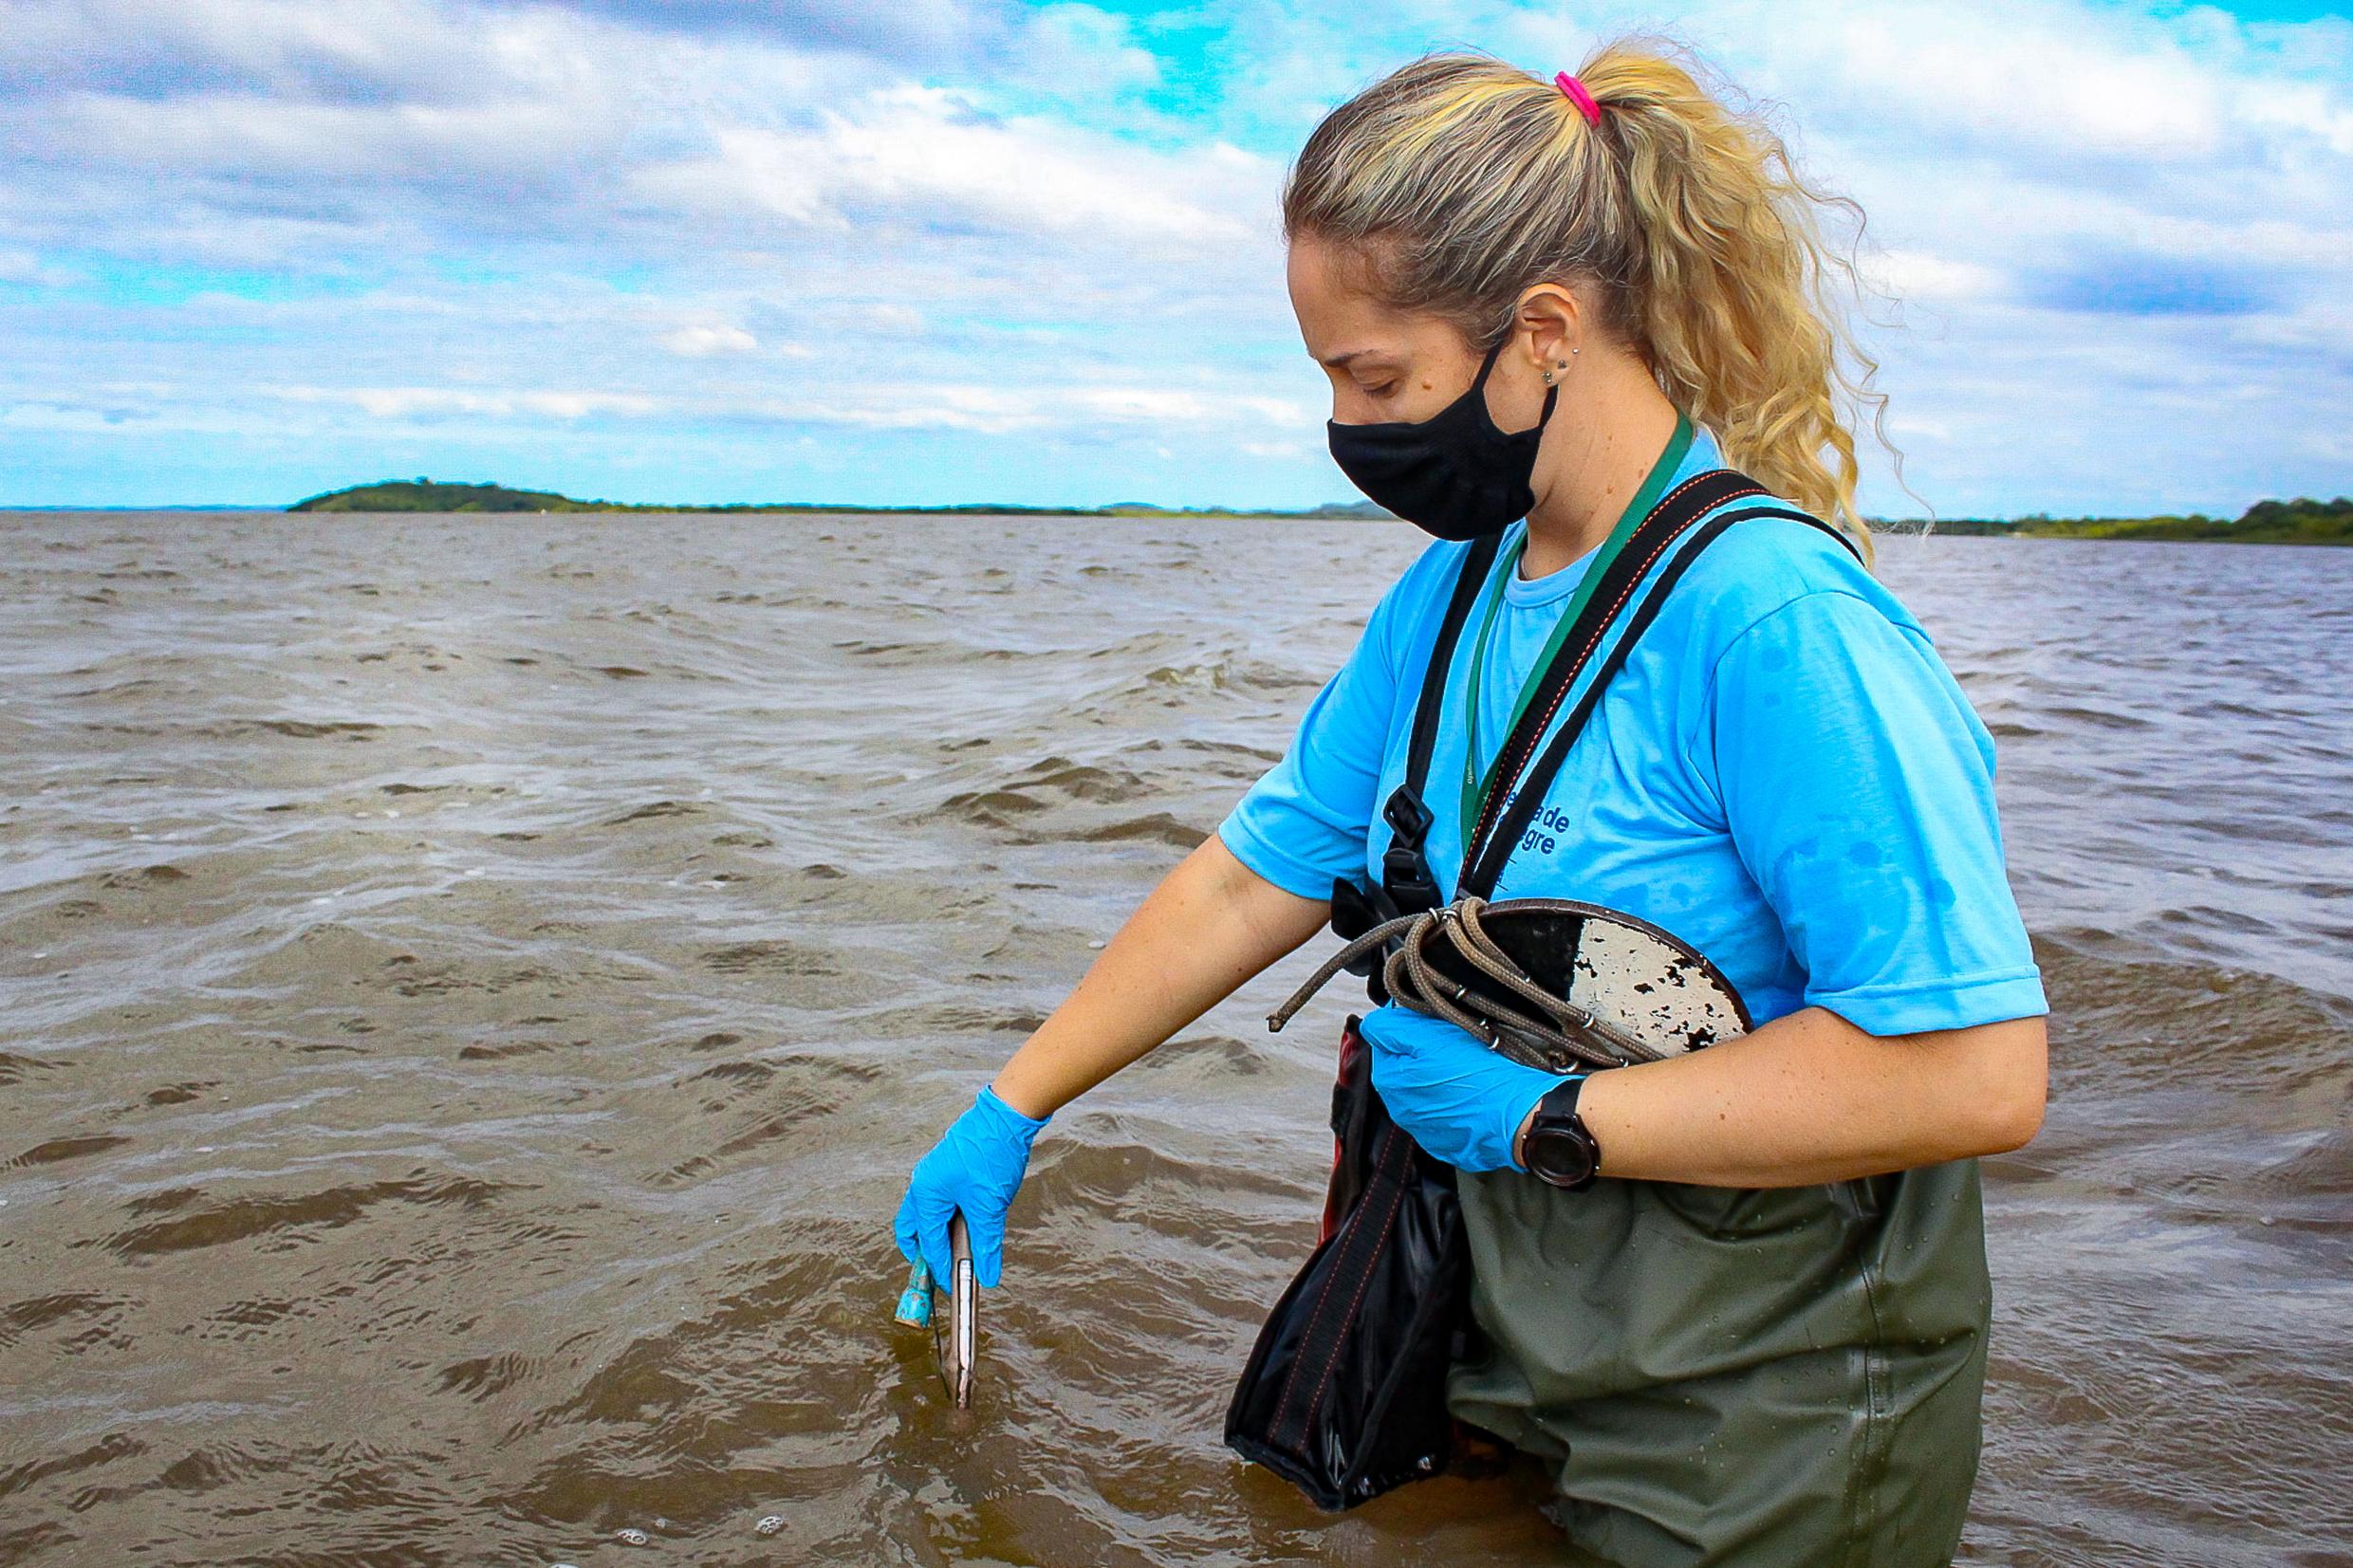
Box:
[96,372,1326,441]
[626,85,1269,247]
[1822,3,2222,160]
[1005,3,1164,101]
[0,248,73,286]
[261,384,662,419]
[660,323,758,357]
[1866,249,2005,304]
[0,0,1280,270]
[37,89,621,181]
[1067,387,1312,426]
[863,304,926,333]
[0,0,2345,513]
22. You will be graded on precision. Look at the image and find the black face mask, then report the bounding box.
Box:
[1325,330,1559,541]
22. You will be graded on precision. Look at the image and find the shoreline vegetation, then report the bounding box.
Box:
[1913,496,2350,544]
[288,478,1392,523]
[288,480,2353,544]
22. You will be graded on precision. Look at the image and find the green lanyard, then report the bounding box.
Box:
[1456,411,1695,837]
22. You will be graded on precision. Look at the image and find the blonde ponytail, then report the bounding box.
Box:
[1284,40,1890,563]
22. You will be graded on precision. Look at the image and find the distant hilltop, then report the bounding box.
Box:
[290,479,587,513]
[287,478,1395,520]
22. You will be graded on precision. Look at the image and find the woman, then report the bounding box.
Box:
[896,41,2048,1567]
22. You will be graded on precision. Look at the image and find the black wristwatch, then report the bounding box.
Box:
[1520,1077,1603,1190]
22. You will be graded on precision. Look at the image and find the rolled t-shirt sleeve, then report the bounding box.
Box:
[1215,581,1408,900]
[1694,589,2047,1036]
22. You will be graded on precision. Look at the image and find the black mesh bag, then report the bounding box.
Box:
[1222,1014,1472,1510]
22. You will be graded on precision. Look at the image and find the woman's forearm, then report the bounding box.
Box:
[989,835,1331,1119]
[1562,1006,2047,1187]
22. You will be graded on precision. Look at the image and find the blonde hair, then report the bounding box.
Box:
[1284,40,1891,563]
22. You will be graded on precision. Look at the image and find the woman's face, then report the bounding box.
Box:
[1288,231,1559,434]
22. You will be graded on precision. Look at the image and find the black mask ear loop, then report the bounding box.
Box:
[1529,375,1559,433]
[1469,325,1560,435]
[1467,327,1511,398]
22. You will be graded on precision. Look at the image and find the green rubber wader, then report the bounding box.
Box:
[1447,1158,1991,1568]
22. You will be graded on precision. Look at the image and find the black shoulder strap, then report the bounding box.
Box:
[1374,532,1500,913]
[1455,501,1860,897]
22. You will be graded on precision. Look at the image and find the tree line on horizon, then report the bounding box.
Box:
[1914,496,2351,544]
[286,477,1390,521]
[287,478,2353,544]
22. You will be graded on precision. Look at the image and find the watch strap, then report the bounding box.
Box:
[1522,1075,1601,1190]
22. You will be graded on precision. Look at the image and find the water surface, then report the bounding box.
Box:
[1,513,2346,1565]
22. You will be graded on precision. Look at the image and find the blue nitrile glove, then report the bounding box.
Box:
[1366,1017,1574,1172]
[894,1085,1049,1289]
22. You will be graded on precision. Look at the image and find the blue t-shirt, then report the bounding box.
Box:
[1218,427,2047,1059]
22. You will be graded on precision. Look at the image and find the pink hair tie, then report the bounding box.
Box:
[1554,70,1603,126]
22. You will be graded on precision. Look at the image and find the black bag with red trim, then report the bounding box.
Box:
[1222,1013,1470,1509]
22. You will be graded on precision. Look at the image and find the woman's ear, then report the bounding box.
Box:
[1516,284,1584,377]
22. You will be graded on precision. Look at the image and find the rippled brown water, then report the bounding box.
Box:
[2,512,2347,1567]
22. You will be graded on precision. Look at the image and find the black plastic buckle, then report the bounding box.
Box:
[1381,786,1435,846]
[1378,787,1442,916]
[1380,851,1437,911]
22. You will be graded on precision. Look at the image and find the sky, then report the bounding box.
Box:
[1,0,2346,515]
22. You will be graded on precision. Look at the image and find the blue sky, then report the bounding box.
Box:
[1,0,2346,515]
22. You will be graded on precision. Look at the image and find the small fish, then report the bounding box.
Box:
[891,1212,977,1409]
[944,1211,975,1410]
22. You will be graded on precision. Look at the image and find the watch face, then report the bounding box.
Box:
[1526,1125,1597,1189]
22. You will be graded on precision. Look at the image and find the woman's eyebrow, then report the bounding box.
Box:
[1316,348,1397,368]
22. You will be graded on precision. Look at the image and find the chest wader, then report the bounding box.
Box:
[1230,473,1990,1566]
[1451,1157,1989,1568]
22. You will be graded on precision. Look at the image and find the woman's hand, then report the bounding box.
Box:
[894,1086,1048,1288]
[1367,1021,1572,1172]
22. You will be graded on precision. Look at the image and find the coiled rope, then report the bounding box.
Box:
[1264,895,1662,1072]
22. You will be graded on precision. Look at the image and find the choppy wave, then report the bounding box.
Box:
[1,513,2346,1565]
